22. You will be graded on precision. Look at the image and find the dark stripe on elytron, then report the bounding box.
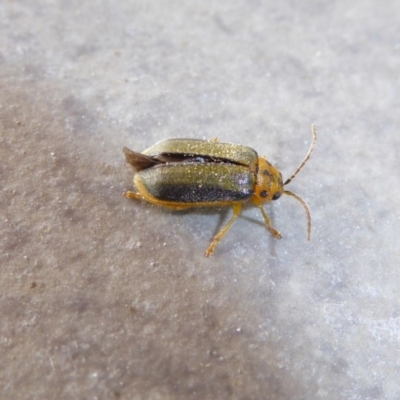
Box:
[153,153,251,167]
[149,183,253,203]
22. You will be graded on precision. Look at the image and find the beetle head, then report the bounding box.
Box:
[252,125,316,240]
[252,157,284,203]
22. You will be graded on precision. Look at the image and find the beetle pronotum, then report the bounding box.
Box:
[123,125,317,256]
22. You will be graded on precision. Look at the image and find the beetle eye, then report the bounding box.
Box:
[272,192,281,200]
[260,190,269,198]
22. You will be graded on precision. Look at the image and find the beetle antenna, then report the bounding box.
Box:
[283,190,312,240]
[284,124,317,186]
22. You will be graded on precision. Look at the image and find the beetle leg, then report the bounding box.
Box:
[124,190,194,211]
[257,205,283,239]
[162,204,192,210]
[123,191,145,200]
[205,203,242,257]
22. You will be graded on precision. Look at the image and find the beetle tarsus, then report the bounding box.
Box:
[257,204,283,239]
[123,191,144,200]
[205,203,243,257]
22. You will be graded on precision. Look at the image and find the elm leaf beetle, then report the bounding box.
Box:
[123,124,317,256]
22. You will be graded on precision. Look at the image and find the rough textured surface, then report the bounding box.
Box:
[1,1,400,399]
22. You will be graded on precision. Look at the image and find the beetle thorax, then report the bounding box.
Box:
[252,157,284,203]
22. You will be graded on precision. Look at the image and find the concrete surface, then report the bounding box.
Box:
[1,0,400,399]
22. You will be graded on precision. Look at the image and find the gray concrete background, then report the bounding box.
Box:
[1,1,400,399]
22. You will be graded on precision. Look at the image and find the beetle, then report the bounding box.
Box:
[123,125,317,256]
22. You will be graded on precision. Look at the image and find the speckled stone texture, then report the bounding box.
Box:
[1,1,400,399]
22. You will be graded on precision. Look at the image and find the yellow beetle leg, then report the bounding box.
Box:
[205,203,242,257]
[124,191,193,211]
[257,204,282,239]
[123,191,145,200]
[162,204,193,211]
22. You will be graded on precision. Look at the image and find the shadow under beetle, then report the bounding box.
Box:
[123,125,317,256]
